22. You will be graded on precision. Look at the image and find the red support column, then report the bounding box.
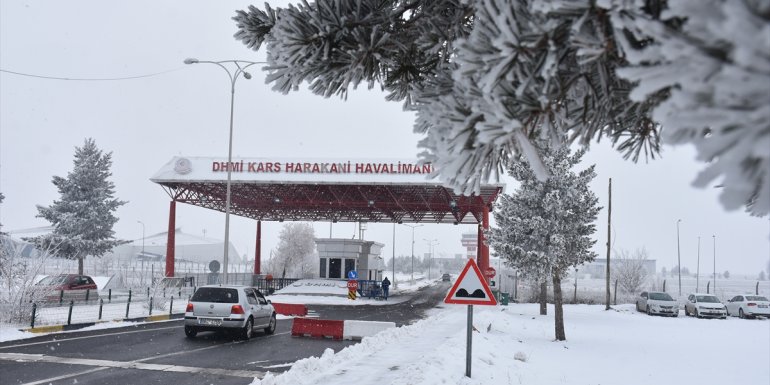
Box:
[480,204,490,283]
[165,200,176,277]
[254,220,262,275]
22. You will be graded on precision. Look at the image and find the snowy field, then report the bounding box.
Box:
[2,277,768,385]
[250,303,769,385]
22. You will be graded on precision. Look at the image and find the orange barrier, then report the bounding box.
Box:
[291,317,343,340]
[272,303,308,316]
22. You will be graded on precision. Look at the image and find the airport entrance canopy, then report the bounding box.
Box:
[151,157,504,277]
[151,157,503,224]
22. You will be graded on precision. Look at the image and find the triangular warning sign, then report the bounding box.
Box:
[444,258,497,305]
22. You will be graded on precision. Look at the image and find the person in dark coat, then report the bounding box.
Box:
[381,277,391,300]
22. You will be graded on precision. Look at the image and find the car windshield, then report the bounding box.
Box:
[649,293,673,301]
[745,296,769,301]
[190,288,238,303]
[37,275,67,285]
[696,295,720,303]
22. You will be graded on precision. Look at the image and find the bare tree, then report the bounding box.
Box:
[266,223,318,279]
[0,237,62,325]
[612,248,650,296]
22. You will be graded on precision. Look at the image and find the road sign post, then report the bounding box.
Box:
[444,259,497,378]
[347,280,358,300]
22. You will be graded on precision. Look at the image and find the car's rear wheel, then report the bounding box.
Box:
[646,306,652,316]
[739,308,745,319]
[695,309,700,318]
[264,314,276,335]
[241,318,254,340]
[184,326,197,338]
[684,307,690,316]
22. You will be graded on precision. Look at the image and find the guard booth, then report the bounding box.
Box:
[316,238,385,281]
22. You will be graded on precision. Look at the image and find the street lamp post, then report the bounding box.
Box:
[696,236,701,292]
[403,224,422,284]
[137,221,145,257]
[392,223,396,288]
[184,58,264,285]
[676,219,682,296]
[713,235,716,294]
[138,220,145,284]
[424,238,438,280]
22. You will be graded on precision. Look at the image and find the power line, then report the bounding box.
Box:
[0,67,186,81]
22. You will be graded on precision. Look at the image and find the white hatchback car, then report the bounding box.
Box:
[636,291,679,317]
[684,293,727,319]
[725,294,770,319]
[184,285,276,339]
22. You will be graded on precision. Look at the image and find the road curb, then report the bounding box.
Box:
[22,313,185,334]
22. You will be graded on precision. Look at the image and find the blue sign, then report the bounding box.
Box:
[347,270,358,279]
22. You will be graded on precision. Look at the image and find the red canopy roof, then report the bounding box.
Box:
[155,181,502,224]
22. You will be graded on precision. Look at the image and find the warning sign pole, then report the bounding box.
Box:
[465,305,473,377]
[444,258,498,378]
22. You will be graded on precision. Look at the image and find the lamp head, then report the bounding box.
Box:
[183,58,199,65]
[243,71,252,79]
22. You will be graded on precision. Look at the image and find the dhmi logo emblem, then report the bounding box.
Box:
[174,157,192,174]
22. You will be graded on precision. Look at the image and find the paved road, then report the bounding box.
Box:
[0,282,450,385]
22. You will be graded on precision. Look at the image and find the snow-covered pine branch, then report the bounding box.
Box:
[234,0,766,216]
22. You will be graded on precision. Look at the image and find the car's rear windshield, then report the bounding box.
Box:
[191,288,239,303]
[746,296,769,301]
[696,295,720,303]
[649,293,673,301]
[37,276,67,285]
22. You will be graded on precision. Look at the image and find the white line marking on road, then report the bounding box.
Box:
[0,324,182,349]
[20,367,108,385]
[2,330,293,383]
[1,352,265,379]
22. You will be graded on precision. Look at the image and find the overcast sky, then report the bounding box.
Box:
[1,1,768,277]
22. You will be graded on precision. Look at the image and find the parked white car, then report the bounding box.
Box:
[636,291,679,317]
[684,293,727,319]
[184,285,276,339]
[725,294,770,319]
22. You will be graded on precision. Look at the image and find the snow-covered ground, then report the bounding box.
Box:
[2,278,768,385]
[251,303,769,385]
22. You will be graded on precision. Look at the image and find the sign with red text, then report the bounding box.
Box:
[444,259,497,306]
[152,157,444,185]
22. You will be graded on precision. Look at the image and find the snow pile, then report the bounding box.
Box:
[274,280,349,296]
[250,304,769,385]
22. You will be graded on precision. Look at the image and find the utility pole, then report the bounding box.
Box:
[403,224,422,284]
[605,178,612,310]
[696,236,701,292]
[676,219,682,296]
[713,235,716,294]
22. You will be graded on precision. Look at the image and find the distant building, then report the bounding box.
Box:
[461,233,477,259]
[106,228,242,265]
[316,238,385,281]
[580,258,657,277]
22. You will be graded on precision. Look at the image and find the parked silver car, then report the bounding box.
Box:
[184,285,276,339]
[636,291,679,317]
[684,293,727,319]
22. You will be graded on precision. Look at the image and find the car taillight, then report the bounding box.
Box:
[747,303,757,307]
[231,305,245,314]
[186,303,194,312]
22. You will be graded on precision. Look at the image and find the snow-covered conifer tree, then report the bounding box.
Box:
[28,138,127,275]
[607,0,770,217]
[488,140,600,341]
[233,0,660,191]
[233,0,768,216]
